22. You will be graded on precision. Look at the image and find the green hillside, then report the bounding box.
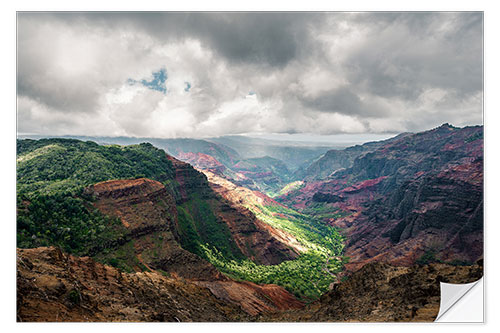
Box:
[16,139,176,255]
[17,139,176,196]
[16,138,346,301]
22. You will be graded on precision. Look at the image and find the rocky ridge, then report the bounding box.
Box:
[83,175,303,315]
[203,169,308,255]
[279,124,484,270]
[88,177,224,280]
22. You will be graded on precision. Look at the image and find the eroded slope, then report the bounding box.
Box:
[17,247,249,322]
[262,260,483,322]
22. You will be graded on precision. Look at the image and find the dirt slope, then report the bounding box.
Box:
[17,247,249,322]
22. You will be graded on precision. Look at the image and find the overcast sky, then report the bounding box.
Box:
[17,12,483,139]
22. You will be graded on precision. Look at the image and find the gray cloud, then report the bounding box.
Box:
[31,12,323,67]
[345,12,483,99]
[299,87,391,117]
[178,13,317,67]
[17,12,483,138]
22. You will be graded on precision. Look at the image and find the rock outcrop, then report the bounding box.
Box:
[169,156,301,265]
[17,247,249,322]
[195,280,304,316]
[87,177,224,280]
[262,260,483,322]
[203,170,308,257]
[83,172,303,315]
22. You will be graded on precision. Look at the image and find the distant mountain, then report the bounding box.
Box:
[208,135,331,171]
[230,156,292,196]
[176,151,227,174]
[171,152,292,196]
[297,134,407,180]
[156,138,240,167]
[18,134,338,197]
[278,124,483,269]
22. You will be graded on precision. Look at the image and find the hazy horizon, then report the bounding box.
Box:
[18,121,485,147]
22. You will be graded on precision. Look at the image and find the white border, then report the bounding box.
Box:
[3,1,499,332]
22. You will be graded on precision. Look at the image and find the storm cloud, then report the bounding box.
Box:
[17,12,483,138]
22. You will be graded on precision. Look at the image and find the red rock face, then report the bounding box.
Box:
[177,152,226,174]
[203,169,305,261]
[166,154,213,202]
[88,177,225,281]
[68,170,305,316]
[195,280,304,316]
[279,124,483,271]
[340,176,388,194]
[90,178,176,232]
[167,155,300,265]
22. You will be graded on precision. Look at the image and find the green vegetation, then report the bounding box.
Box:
[415,250,442,265]
[176,194,244,261]
[231,156,292,197]
[197,201,346,301]
[92,241,143,273]
[17,139,174,196]
[252,204,344,255]
[16,139,175,257]
[17,138,347,301]
[173,179,346,300]
[202,246,342,300]
[276,181,304,197]
[17,192,128,255]
[301,201,348,221]
[68,289,81,305]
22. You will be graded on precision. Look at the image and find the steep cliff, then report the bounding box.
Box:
[167,155,299,265]
[279,124,483,269]
[87,178,224,280]
[203,169,307,256]
[298,137,405,180]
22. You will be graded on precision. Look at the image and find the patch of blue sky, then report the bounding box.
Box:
[184,82,191,92]
[128,68,167,94]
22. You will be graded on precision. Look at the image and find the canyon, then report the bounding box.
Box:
[16,124,484,322]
